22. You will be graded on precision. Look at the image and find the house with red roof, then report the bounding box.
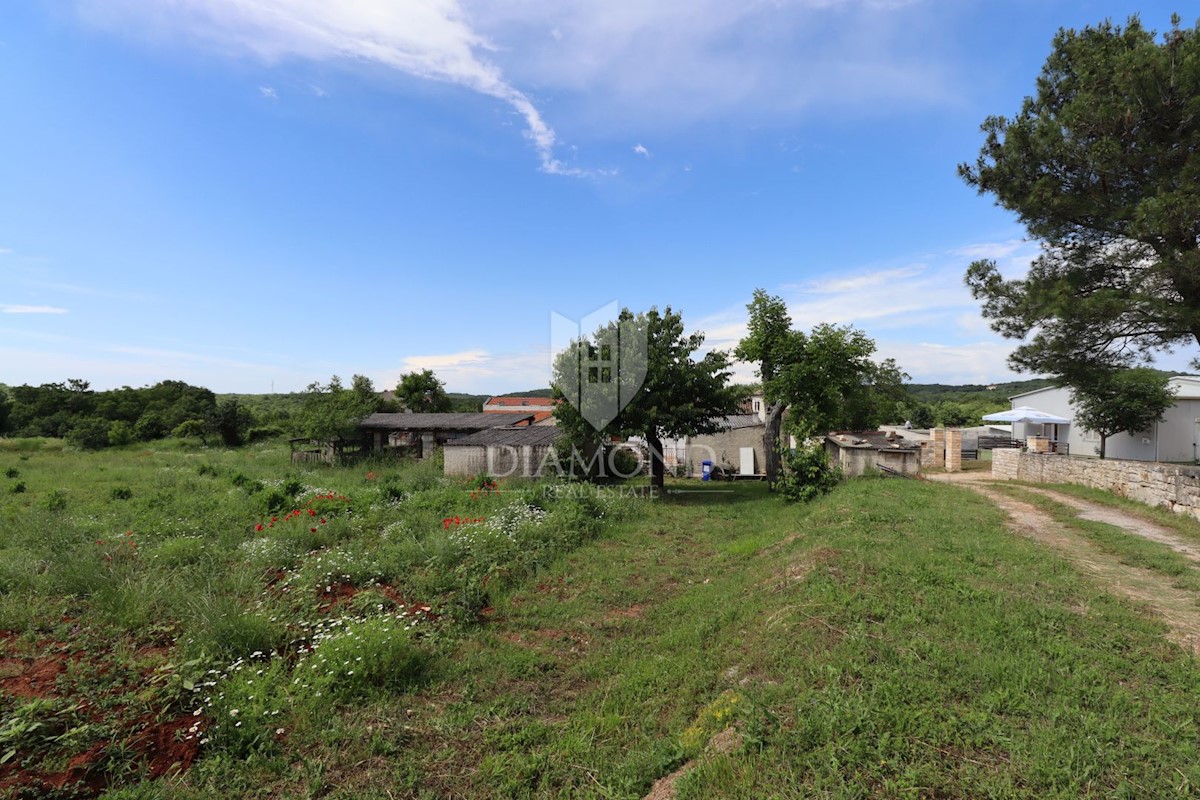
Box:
[482,396,559,425]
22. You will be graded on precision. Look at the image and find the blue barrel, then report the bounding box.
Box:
[701,460,713,481]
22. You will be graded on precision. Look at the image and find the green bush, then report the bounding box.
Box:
[108,420,135,447]
[66,417,110,450]
[776,443,842,503]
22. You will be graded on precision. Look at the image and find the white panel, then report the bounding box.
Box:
[739,447,755,476]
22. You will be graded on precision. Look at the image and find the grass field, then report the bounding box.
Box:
[4,442,1200,798]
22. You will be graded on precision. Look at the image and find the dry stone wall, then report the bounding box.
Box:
[993,450,1200,521]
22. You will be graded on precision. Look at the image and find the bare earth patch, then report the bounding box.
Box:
[934,476,1200,654]
[642,728,743,800]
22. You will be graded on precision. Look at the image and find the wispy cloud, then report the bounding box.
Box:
[0,248,12,256]
[2,304,68,314]
[693,239,1053,383]
[632,143,650,157]
[77,0,597,176]
[951,239,1025,260]
[400,347,549,393]
[259,85,278,99]
[473,0,957,133]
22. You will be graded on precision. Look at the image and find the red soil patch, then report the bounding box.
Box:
[313,582,436,621]
[606,604,646,620]
[0,632,202,798]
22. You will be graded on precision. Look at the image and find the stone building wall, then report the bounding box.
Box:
[992,449,1200,521]
[688,426,766,477]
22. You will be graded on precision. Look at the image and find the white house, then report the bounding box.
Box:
[1008,375,1200,462]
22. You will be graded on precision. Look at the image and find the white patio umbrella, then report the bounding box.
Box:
[981,406,1071,424]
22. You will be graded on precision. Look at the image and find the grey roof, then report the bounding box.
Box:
[358,412,531,431]
[825,431,921,451]
[719,414,766,431]
[444,425,564,448]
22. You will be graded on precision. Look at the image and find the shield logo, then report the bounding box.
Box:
[551,302,648,432]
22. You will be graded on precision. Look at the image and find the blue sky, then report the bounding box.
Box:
[1,1,1195,394]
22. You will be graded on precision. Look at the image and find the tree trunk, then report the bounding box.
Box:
[763,402,786,488]
[1099,433,1107,459]
[646,430,665,491]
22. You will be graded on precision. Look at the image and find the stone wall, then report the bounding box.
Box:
[992,449,1200,521]
[688,426,766,477]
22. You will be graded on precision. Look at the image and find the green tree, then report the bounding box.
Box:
[736,289,911,485]
[553,307,741,490]
[734,290,794,485]
[66,417,110,450]
[0,386,11,435]
[396,369,451,413]
[297,376,378,443]
[207,399,254,447]
[961,14,1200,376]
[1069,369,1176,458]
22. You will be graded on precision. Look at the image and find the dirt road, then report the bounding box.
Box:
[929,472,1200,653]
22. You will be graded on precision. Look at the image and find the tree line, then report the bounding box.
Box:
[0,369,473,451]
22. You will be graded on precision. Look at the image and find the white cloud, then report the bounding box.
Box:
[1,304,68,314]
[399,347,550,393]
[951,239,1025,260]
[470,0,956,132]
[259,85,278,99]
[0,248,12,256]
[632,143,650,157]
[691,239,1054,384]
[76,0,595,176]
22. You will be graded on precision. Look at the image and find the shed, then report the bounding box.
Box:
[359,412,532,458]
[443,425,564,478]
[824,431,922,476]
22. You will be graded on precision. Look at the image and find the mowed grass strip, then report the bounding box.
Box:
[171,478,1200,799]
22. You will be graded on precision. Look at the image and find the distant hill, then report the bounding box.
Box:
[905,378,1057,406]
[496,388,554,398]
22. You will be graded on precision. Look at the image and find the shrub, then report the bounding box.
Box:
[40,489,68,512]
[110,487,134,501]
[133,411,168,442]
[108,420,135,447]
[262,490,289,514]
[776,443,841,503]
[4,468,17,479]
[66,417,110,450]
[9,482,25,494]
[246,425,284,443]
